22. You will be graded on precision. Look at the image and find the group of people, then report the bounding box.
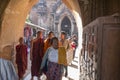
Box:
[15,31,77,80]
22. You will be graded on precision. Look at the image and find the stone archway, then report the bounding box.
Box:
[61,16,71,36]
[58,13,73,36]
[0,0,82,56]
[0,0,39,53]
[0,0,82,79]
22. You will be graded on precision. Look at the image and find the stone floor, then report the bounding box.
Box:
[23,50,80,80]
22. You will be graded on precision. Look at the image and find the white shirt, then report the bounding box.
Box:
[48,47,58,63]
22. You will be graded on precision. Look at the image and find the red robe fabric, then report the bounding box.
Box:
[16,44,28,78]
[31,38,44,76]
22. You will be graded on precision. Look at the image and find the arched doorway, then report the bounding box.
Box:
[61,16,71,36]
[0,0,82,80]
[24,1,81,79]
[0,0,82,55]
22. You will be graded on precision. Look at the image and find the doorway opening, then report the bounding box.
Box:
[23,0,81,80]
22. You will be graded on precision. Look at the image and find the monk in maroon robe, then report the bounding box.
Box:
[30,31,44,80]
[16,37,28,80]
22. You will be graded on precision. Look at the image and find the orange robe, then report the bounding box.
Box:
[16,44,28,79]
[44,38,51,53]
[31,38,44,76]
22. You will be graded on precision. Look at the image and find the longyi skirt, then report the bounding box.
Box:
[46,61,62,80]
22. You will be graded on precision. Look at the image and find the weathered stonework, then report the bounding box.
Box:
[79,0,120,26]
[82,13,120,80]
[0,0,38,60]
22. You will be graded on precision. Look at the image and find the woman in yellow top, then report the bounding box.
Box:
[59,31,69,77]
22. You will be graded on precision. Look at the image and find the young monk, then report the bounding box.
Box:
[16,37,28,80]
[43,31,54,74]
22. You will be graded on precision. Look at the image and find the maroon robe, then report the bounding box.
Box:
[31,38,44,77]
[16,44,28,79]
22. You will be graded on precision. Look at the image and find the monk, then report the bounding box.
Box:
[16,37,28,80]
[44,31,54,53]
[43,31,54,74]
[30,31,44,80]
